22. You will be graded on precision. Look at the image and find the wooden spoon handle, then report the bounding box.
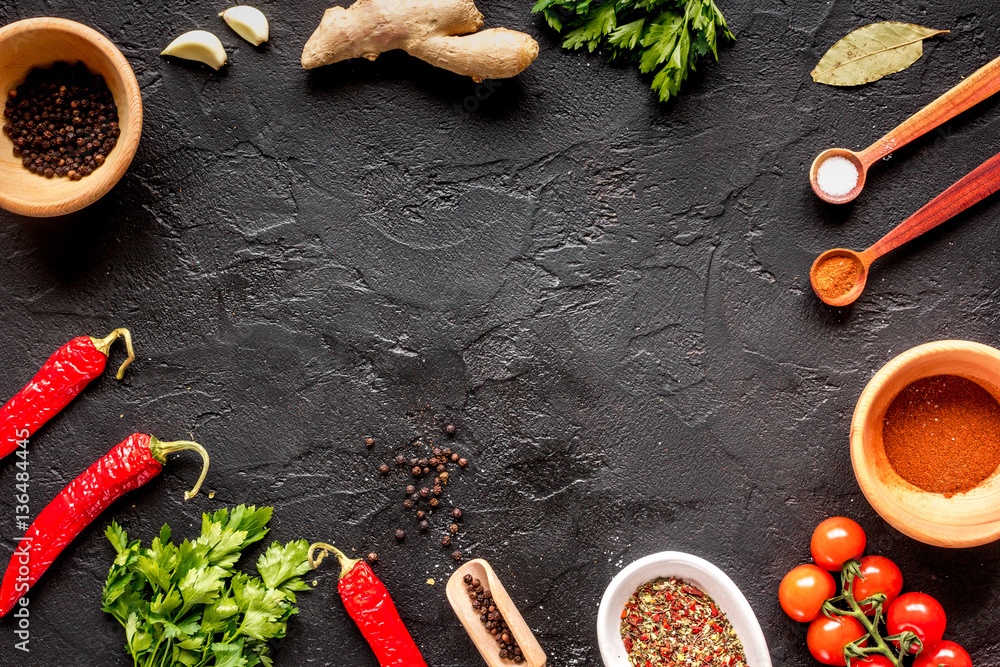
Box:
[863,149,1000,263]
[858,54,1000,168]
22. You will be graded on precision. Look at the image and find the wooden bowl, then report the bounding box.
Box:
[0,17,142,217]
[852,340,1000,548]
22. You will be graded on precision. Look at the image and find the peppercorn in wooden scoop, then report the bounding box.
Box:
[811,148,1000,306]
[446,558,546,667]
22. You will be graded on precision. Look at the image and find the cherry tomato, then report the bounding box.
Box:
[850,555,903,614]
[811,517,867,571]
[913,641,972,667]
[780,564,837,622]
[807,615,867,666]
[887,592,946,654]
[850,656,895,667]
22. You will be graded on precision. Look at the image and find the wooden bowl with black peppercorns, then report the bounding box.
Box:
[0,17,142,217]
[852,340,1000,548]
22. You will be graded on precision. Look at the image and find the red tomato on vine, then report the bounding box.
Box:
[811,517,866,571]
[887,592,946,654]
[780,564,837,622]
[807,615,867,666]
[850,555,903,614]
[912,641,972,667]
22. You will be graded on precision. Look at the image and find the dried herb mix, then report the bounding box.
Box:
[3,62,119,180]
[621,578,748,667]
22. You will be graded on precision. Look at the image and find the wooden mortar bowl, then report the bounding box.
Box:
[0,18,142,217]
[852,340,1000,548]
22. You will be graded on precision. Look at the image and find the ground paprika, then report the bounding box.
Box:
[882,374,1000,497]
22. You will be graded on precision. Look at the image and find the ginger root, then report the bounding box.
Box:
[301,0,539,82]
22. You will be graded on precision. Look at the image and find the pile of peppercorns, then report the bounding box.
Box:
[372,423,470,562]
[3,62,120,180]
[465,574,524,664]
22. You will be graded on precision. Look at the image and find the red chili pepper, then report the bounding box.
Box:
[0,329,135,460]
[0,433,208,617]
[309,543,427,667]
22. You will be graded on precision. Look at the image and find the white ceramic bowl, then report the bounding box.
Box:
[598,552,772,667]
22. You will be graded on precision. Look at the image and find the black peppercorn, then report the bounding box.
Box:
[451,508,463,519]
[403,499,414,509]
[418,458,429,467]
[452,550,463,561]
[449,523,459,534]
[419,520,429,531]
[410,458,419,466]
[411,466,422,476]
[433,485,443,496]
[420,487,430,498]
[379,464,389,474]
[422,467,430,474]
[429,498,440,507]
[395,529,405,540]
[367,552,378,563]
[365,437,375,447]
[395,454,406,466]
[463,574,473,584]
[446,424,456,436]
[436,464,446,472]
[459,458,469,467]
[416,510,426,520]
[441,535,452,547]
[450,453,459,462]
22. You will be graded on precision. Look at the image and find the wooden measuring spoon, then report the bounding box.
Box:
[811,148,1000,306]
[446,559,546,667]
[810,54,1000,204]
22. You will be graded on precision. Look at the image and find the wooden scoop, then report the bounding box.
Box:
[811,148,1000,306]
[810,53,1000,204]
[446,559,547,667]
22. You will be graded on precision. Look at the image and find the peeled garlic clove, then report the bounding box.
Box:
[220,6,269,46]
[161,30,228,70]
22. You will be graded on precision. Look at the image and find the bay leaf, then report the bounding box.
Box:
[811,22,948,86]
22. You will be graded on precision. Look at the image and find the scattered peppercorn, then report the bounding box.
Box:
[379,464,389,474]
[452,550,463,561]
[419,520,429,531]
[442,535,452,547]
[418,458,429,467]
[422,466,430,474]
[367,552,379,563]
[406,485,416,495]
[436,464,446,472]
[433,485,443,496]
[411,466,422,476]
[403,499,414,509]
[449,524,459,534]
[395,529,406,540]
[365,437,375,447]
[395,454,406,466]
[420,487,430,498]
[450,453,459,462]
[416,510,426,520]
[410,458,419,466]
[459,458,468,467]
[3,62,119,180]
[451,508,463,520]
[429,498,440,508]
[446,424,456,436]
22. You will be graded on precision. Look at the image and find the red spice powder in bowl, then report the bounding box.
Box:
[597,552,772,667]
[852,340,1000,548]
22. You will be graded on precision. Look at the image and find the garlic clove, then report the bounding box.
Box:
[161,30,228,70]
[220,6,269,46]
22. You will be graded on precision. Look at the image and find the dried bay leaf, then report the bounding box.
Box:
[812,22,948,86]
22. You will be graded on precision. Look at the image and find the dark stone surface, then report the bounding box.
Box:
[1,0,1000,665]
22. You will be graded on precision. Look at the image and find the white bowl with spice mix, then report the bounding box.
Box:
[597,551,772,667]
[852,340,1000,548]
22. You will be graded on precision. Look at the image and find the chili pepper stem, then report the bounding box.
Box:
[89,328,136,380]
[148,437,210,501]
[309,542,361,579]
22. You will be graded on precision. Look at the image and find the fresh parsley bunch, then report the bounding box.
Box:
[102,505,311,667]
[532,0,734,102]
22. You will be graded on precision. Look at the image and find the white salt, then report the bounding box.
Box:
[816,156,859,197]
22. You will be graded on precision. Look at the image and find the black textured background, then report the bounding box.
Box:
[1,0,1000,665]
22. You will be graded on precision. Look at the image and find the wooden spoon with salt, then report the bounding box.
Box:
[446,559,547,667]
[810,53,1000,204]
[811,149,1000,306]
